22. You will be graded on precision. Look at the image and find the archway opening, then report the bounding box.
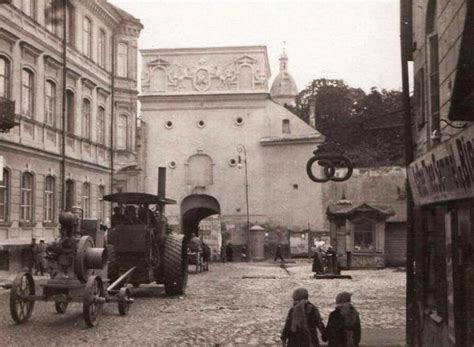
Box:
[181,194,221,238]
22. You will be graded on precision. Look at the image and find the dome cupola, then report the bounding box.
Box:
[270,48,298,106]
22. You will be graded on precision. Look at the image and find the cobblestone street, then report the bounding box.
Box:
[0,261,405,346]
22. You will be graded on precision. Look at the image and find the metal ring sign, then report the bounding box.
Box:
[306,154,353,183]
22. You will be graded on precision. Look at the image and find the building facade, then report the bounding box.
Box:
[403,0,474,345]
[323,167,407,268]
[0,0,142,272]
[139,46,325,253]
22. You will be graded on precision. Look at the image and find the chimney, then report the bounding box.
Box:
[158,167,166,214]
[308,96,316,128]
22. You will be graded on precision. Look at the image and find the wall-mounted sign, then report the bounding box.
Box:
[408,126,474,206]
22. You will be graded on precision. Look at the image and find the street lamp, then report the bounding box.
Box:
[237,144,250,259]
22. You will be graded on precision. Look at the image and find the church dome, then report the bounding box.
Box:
[271,71,298,97]
[270,49,298,103]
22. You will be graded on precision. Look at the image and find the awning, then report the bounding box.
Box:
[103,192,176,205]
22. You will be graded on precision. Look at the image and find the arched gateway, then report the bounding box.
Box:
[181,194,220,237]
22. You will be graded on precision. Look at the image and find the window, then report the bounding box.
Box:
[83,16,92,58]
[44,176,55,223]
[21,69,34,117]
[0,169,9,222]
[65,179,74,211]
[45,80,56,126]
[353,219,375,252]
[82,183,90,218]
[97,106,105,145]
[282,119,291,134]
[45,0,58,35]
[116,114,128,150]
[66,2,75,46]
[415,69,426,128]
[117,43,128,77]
[98,185,105,222]
[0,57,10,98]
[66,90,74,132]
[21,0,35,18]
[20,172,34,222]
[426,0,440,140]
[98,30,106,68]
[82,99,91,139]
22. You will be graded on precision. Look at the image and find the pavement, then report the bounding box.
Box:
[0,260,406,346]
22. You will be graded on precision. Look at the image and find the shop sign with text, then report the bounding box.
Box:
[408,126,474,205]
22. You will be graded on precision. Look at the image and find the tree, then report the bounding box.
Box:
[287,79,405,167]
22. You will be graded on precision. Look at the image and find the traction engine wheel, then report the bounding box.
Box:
[83,275,105,327]
[55,301,68,314]
[106,244,119,283]
[9,272,35,324]
[162,234,188,296]
[118,287,131,315]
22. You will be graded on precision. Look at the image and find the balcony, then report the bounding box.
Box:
[0,97,18,133]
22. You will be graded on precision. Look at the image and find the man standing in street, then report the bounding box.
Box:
[24,238,36,274]
[274,244,285,262]
[34,238,47,276]
[226,242,234,262]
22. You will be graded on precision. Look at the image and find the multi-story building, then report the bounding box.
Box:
[139,46,325,258]
[403,0,473,345]
[0,0,142,272]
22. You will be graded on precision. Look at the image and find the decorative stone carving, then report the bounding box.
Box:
[193,68,211,91]
[143,54,269,94]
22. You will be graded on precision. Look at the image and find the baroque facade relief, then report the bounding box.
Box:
[142,50,269,94]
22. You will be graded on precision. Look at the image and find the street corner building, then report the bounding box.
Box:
[138,45,326,256]
[401,0,474,345]
[0,0,142,272]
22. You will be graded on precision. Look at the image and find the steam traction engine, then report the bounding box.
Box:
[9,210,134,327]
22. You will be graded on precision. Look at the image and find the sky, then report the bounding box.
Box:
[109,0,402,93]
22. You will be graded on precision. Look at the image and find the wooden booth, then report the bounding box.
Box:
[327,202,395,268]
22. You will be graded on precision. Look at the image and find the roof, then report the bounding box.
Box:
[103,193,176,205]
[104,1,143,27]
[327,202,395,218]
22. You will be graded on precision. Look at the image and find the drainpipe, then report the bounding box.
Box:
[110,32,116,217]
[60,0,67,211]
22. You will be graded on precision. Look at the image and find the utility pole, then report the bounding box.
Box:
[237,144,250,259]
[400,0,415,345]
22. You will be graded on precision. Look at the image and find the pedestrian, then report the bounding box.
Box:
[35,238,47,276]
[187,232,203,253]
[220,243,226,263]
[274,244,284,262]
[322,292,361,347]
[312,242,324,274]
[25,238,36,274]
[241,245,248,262]
[225,242,233,262]
[281,287,326,347]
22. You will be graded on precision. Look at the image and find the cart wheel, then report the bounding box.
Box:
[55,302,68,314]
[9,272,35,324]
[83,275,104,327]
[118,287,131,316]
